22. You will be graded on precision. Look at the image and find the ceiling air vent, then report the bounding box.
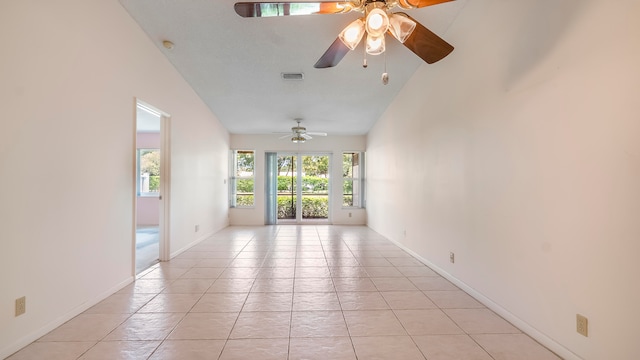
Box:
[281,72,304,81]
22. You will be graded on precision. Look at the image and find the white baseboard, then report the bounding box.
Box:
[384,236,582,360]
[0,276,134,359]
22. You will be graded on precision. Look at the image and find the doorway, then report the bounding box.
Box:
[135,100,170,274]
[274,153,330,223]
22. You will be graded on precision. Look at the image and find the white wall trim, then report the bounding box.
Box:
[383,236,583,360]
[0,276,134,359]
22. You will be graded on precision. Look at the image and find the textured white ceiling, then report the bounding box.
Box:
[119,0,466,135]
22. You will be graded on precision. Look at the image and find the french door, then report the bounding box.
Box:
[271,153,330,223]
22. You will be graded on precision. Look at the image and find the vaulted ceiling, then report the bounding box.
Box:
[119,0,467,135]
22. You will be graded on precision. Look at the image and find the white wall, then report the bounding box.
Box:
[367,1,640,359]
[0,1,229,357]
[230,134,366,226]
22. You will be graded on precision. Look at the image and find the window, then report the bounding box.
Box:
[230,150,255,207]
[343,152,364,208]
[137,149,160,196]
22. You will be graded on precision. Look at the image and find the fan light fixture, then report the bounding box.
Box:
[291,135,306,143]
[337,3,414,57]
[339,18,365,50]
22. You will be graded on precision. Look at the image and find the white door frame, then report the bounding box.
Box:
[133,99,171,275]
[276,152,331,224]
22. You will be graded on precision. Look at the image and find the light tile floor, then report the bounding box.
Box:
[8,225,562,360]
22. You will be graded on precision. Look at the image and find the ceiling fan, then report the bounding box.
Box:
[234,0,455,69]
[277,119,328,143]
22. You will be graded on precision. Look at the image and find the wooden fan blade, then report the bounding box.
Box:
[397,0,454,9]
[398,13,454,64]
[234,2,354,18]
[314,37,351,68]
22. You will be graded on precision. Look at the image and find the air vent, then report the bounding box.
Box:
[281,72,304,81]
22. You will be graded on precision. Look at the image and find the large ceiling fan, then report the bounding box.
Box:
[234,0,455,69]
[277,119,328,143]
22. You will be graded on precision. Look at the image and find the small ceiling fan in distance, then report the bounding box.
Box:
[276,119,328,143]
[234,0,455,72]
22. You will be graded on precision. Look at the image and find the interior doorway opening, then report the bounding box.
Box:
[135,100,170,274]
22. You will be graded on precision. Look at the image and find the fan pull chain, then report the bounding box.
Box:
[382,50,389,85]
[362,42,368,68]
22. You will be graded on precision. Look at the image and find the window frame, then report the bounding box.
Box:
[137,148,160,197]
[229,149,255,208]
[342,151,365,209]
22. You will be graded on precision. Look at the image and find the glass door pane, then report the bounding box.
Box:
[277,154,297,220]
[301,155,329,220]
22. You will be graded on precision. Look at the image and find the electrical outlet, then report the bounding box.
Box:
[450,252,455,263]
[15,296,26,317]
[576,314,588,337]
[195,225,199,232]
[348,212,352,218]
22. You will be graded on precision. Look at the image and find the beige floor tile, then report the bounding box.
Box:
[408,277,458,291]
[444,309,521,334]
[242,292,293,311]
[394,309,464,335]
[38,313,131,341]
[104,313,185,340]
[251,278,294,292]
[296,257,328,267]
[148,339,226,360]
[413,334,493,360]
[7,341,95,360]
[333,278,378,292]
[380,291,438,310]
[142,267,190,280]
[293,277,335,292]
[78,340,160,359]
[289,337,357,360]
[293,292,341,311]
[256,267,295,278]
[424,290,485,309]
[193,258,233,267]
[363,266,404,277]
[229,311,291,339]
[219,267,260,279]
[116,279,171,294]
[338,291,390,310]
[396,266,439,277]
[472,334,562,360]
[329,266,369,278]
[160,279,215,294]
[371,277,418,291]
[179,267,224,279]
[138,293,202,313]
[295,266,332,278]
[290,310,349,337]
[168,312,238,339]
[191,292,248,312]
[356,258,393,267]
[14,226,563,360]
[229,258,264,267]
[351,336,425,360]
[219,338,289,360]
[343,310,407,336]
[206,278,254,293]
[386,257,425,267]
[85,293,156,314]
